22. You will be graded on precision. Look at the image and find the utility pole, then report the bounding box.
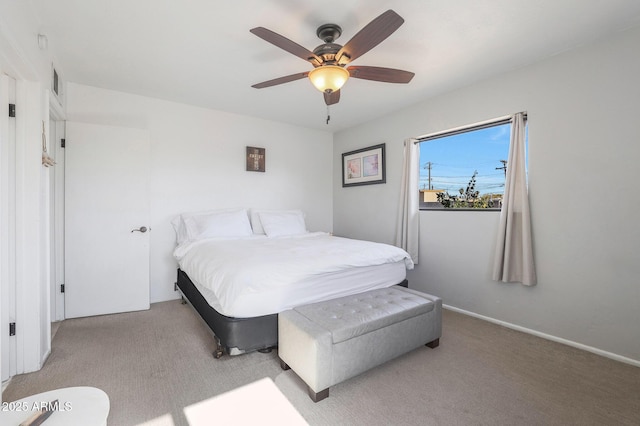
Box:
[424,161,433,189]
[496,160,507,177]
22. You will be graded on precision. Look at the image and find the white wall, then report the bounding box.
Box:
[65,84,334,303]
[333,26,640,363]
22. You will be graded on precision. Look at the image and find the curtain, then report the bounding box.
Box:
[395,138,420,264]
[492,113,536,285]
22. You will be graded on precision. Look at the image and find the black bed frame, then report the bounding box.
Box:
[177,268,277,358]
[176,268,408,358]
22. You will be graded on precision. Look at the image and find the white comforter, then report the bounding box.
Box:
[174,232,414,317]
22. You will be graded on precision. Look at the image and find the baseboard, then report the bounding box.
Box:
[443,304,640,368]
[2,377,11,393]
[41,348,51,368]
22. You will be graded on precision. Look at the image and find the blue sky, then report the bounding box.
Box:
[419,124,511,195]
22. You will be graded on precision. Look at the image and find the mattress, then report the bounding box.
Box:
[174,232,413,318]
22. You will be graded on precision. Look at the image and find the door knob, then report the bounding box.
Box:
[131,226,149,233]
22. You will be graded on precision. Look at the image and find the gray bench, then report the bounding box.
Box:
[278,286,442,402]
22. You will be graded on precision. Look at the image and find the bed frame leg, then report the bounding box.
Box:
[213,337,224,359]
[425,338,440,348]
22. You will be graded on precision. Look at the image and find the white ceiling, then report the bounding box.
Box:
[30,0,640,132]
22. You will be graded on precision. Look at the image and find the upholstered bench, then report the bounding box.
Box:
[278,286,442,402]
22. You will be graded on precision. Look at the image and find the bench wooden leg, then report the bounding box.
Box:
[307,386,329,403]
[280,359,290,371]
[425,338,440,348]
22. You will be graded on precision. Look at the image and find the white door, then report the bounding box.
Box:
[65,122,150,318]
[1,74,17,382]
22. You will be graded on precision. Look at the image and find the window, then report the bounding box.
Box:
[418,118,526,210]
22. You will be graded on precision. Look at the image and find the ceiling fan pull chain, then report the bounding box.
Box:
[326,105,331,124]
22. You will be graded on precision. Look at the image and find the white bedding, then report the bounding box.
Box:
[174,232,414,318]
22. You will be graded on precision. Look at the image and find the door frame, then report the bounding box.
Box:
[49,103,65,322]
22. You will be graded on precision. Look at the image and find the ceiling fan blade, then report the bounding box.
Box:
[252,72,309,89]
[335,10,404,65]
[324,90,340,105]
[348,66,414,83]
[250,27,322,66]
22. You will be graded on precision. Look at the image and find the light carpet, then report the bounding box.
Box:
[3,300,639,425]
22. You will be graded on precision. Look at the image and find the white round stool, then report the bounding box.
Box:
[1,386,110,426]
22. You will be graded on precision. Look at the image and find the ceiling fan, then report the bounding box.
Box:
[250,9,415,108]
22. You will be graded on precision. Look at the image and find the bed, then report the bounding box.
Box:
[172,208,413,357]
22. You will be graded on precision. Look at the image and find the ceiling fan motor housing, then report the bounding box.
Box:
[314,24,343,65]
[313,43,342,64]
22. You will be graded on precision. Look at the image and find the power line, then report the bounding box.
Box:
[425,172,506,179]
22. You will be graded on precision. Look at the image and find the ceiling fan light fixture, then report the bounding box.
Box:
[308,65,349,93]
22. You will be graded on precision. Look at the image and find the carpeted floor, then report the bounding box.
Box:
[3,300,640,425]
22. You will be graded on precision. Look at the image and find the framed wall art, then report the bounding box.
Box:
[246,146,265,172]
[342,143,386,187]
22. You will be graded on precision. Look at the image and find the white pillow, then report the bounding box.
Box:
[250,209,306,235]
[258,210,307,237]
[172,208,252,243]
[183,209,253,240]
[171,215,189,245]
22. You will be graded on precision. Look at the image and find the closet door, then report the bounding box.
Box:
[65,122,150,318]
[1,74,17,381]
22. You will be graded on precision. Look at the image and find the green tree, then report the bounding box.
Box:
[437,171,490,209]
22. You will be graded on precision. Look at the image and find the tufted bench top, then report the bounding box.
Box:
[290,287,435,344]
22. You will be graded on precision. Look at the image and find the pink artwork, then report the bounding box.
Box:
[347,159,361,178]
